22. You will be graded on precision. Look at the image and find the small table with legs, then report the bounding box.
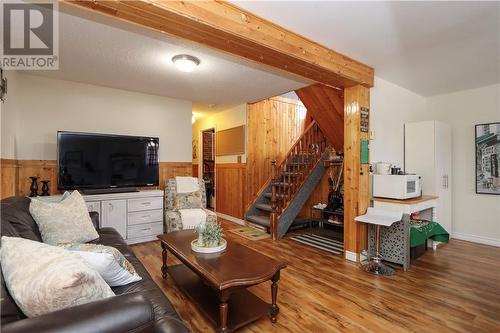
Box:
[355,208,403,276]
[158,231,286,333]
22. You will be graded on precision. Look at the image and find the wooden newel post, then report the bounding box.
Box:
[270,160,278,240]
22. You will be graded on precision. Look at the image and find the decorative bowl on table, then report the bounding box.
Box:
[192,221,226,253]
[191,238,227,253]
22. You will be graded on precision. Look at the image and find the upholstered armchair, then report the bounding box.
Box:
[164,177,217,233]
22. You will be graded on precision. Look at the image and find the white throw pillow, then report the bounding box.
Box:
[60,243,142,287]
[0,236,115,317]
[29,191,99,245]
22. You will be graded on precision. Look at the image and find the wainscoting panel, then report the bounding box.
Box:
[0,159,191,199]
[17,160,58,196]
[158,162,192,189]
[216,163,246,219]
[192,164,199,177]
[1,159,18,199]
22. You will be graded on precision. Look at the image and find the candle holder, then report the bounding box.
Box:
[29,177,39,197]
[41,180,50,196]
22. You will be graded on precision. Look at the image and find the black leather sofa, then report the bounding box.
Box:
[0,196,189,333]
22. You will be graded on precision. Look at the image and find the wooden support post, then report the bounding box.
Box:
[270,160,278,240]
[343,85,370,261]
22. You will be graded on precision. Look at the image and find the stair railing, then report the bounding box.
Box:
[269,120,328,240]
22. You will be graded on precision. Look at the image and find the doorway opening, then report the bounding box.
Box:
[201,128,215,210]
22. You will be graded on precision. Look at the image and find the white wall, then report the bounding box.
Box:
[1,73,192,162]
[371,77,499,245]
[426,84,500,244]
[192,104,247,164]
[370,76,427,167]
[0,71,18,159]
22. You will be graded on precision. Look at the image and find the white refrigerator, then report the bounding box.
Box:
[404,120,452,234]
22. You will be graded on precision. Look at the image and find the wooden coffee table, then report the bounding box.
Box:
[158,231,286,333]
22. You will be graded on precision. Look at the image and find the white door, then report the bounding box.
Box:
[434,122,452,234]
[101,199,127,239]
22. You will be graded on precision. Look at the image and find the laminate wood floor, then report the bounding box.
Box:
[131,220,500,333]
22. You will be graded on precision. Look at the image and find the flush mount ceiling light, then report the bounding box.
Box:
[172,54,200,73]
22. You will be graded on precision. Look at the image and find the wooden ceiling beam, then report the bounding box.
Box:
[65,0,374,88]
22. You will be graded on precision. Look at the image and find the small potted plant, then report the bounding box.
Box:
[202,222,224,247]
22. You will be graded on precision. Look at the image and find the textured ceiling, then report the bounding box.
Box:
[27,4,311,112]
[233,1,500,96]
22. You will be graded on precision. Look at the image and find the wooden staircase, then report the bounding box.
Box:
[246,121,330,240]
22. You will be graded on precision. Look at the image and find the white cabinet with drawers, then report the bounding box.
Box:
[128,197,163,212]
[101,199,128,239]
[43,190,164,244]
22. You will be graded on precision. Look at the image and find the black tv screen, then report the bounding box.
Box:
[58,131,159,190]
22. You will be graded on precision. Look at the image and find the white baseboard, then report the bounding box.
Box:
[452,232,500,247]
[345,250,358,262]
[216,212,245,226]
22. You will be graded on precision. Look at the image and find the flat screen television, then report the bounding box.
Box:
[58,131,159,193]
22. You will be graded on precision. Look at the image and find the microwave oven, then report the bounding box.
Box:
[373,174,421,200]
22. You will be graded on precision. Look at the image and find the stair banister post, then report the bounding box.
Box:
[270,160,278,240]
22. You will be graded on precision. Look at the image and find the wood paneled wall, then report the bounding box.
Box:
[0,159,191,199]
[298,171,331,218]
[295,84,344,151]
[246,96,306,206]
[216,163,246,219]
[0,160,58,198]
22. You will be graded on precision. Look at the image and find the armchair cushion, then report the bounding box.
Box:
[165,208,217,233]
[174,191,203,209]
[165,178,208,211]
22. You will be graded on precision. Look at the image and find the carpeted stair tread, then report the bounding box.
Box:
[281,172,302,177]
[287,162,310,167]
[264,192,286,199]
[272,182,293,187]
[246,215,271,227]
[255,203,272,212]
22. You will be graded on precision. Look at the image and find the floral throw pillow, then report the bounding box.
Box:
[60,243,141,287]
[174,191,202,210]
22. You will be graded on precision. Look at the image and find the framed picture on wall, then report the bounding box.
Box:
[475,122,500,194]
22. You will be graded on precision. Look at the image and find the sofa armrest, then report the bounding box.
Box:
[2,293,154,333]
[89,211,100,230]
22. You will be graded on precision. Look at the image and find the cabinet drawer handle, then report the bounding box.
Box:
[141,215,151,219]
[141,202,151,206]
[140,228,152,232]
